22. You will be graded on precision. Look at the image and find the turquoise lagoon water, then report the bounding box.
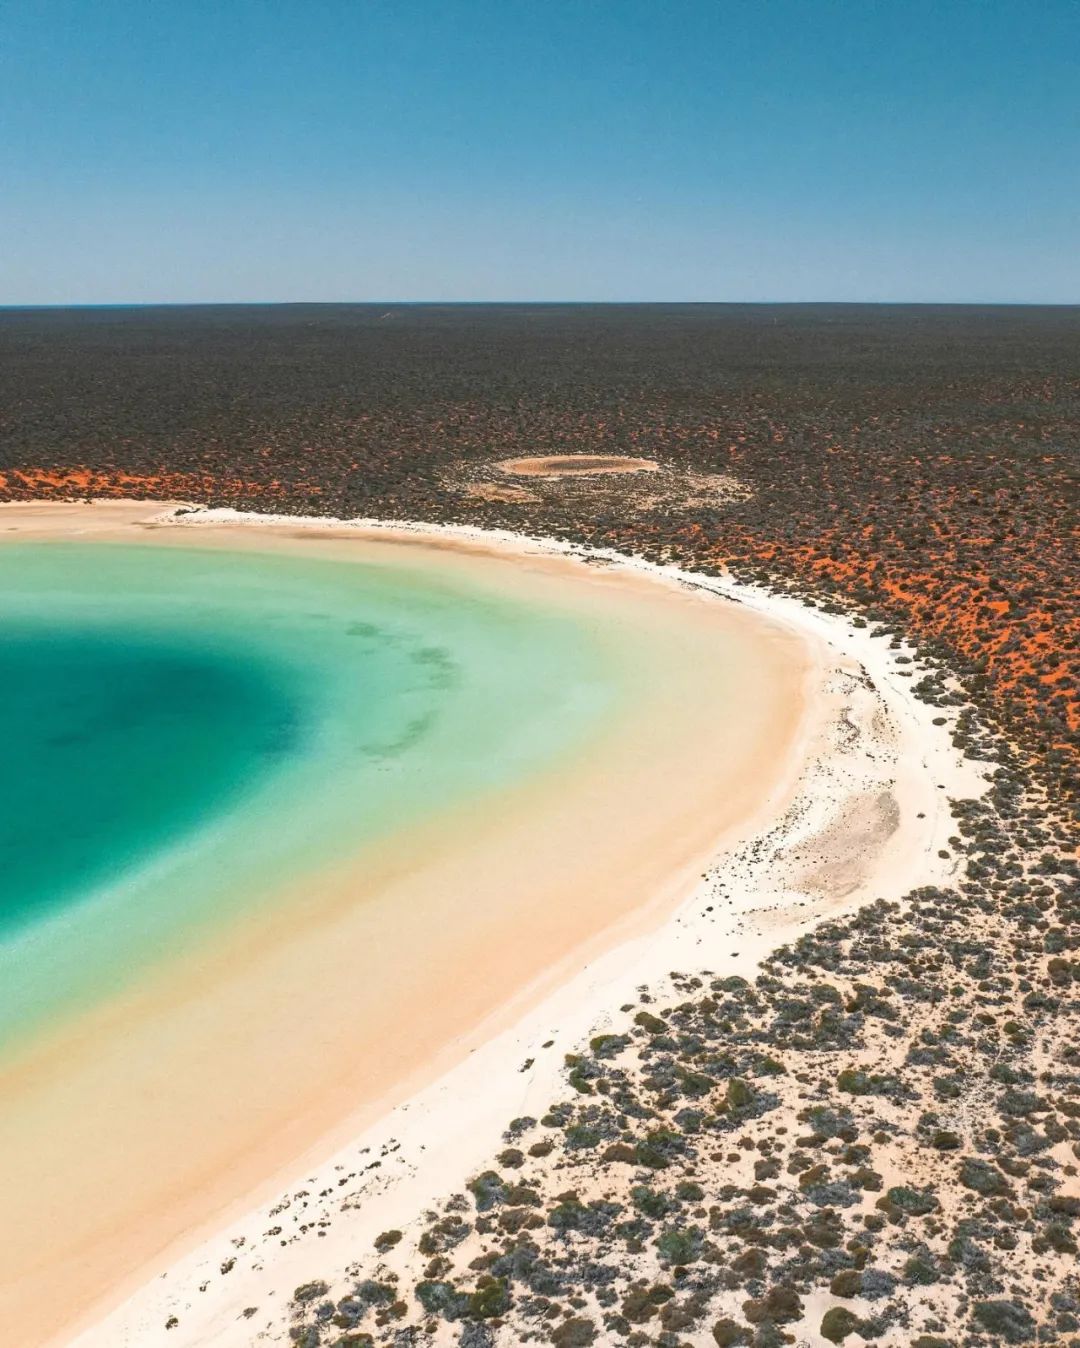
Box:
[0,542,616,1047]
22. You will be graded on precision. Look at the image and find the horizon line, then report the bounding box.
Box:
[2,299,1079,311]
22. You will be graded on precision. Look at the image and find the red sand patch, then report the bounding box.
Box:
[0,467,322,505]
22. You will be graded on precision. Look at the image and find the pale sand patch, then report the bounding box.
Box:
[445,456,749,511]
[495,453,659,476]
[0,501,812,1348]
[52,508,986,1348]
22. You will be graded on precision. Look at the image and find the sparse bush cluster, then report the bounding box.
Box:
[282,739,1076,1345]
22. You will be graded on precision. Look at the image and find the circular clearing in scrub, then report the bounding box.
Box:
[496,454,659,478]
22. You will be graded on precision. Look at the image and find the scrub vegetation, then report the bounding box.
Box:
[1,303,1076,1344]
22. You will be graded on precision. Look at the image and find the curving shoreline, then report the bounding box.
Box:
[2,501,813,1348]
[26,503,985,1348]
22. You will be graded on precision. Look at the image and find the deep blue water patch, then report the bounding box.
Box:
[0,627,302,935]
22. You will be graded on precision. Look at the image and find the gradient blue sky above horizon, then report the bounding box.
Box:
[1,0,1077,304]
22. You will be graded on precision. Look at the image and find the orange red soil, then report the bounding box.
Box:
[0,467,322,504]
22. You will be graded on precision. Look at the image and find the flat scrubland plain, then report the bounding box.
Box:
[1,305,1077,1348]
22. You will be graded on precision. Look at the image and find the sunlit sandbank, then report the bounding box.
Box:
[0,502,808,1345]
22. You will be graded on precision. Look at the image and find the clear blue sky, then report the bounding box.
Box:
[1,0,1077,303]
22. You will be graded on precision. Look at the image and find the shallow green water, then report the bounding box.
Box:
[0,541,617,1046]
